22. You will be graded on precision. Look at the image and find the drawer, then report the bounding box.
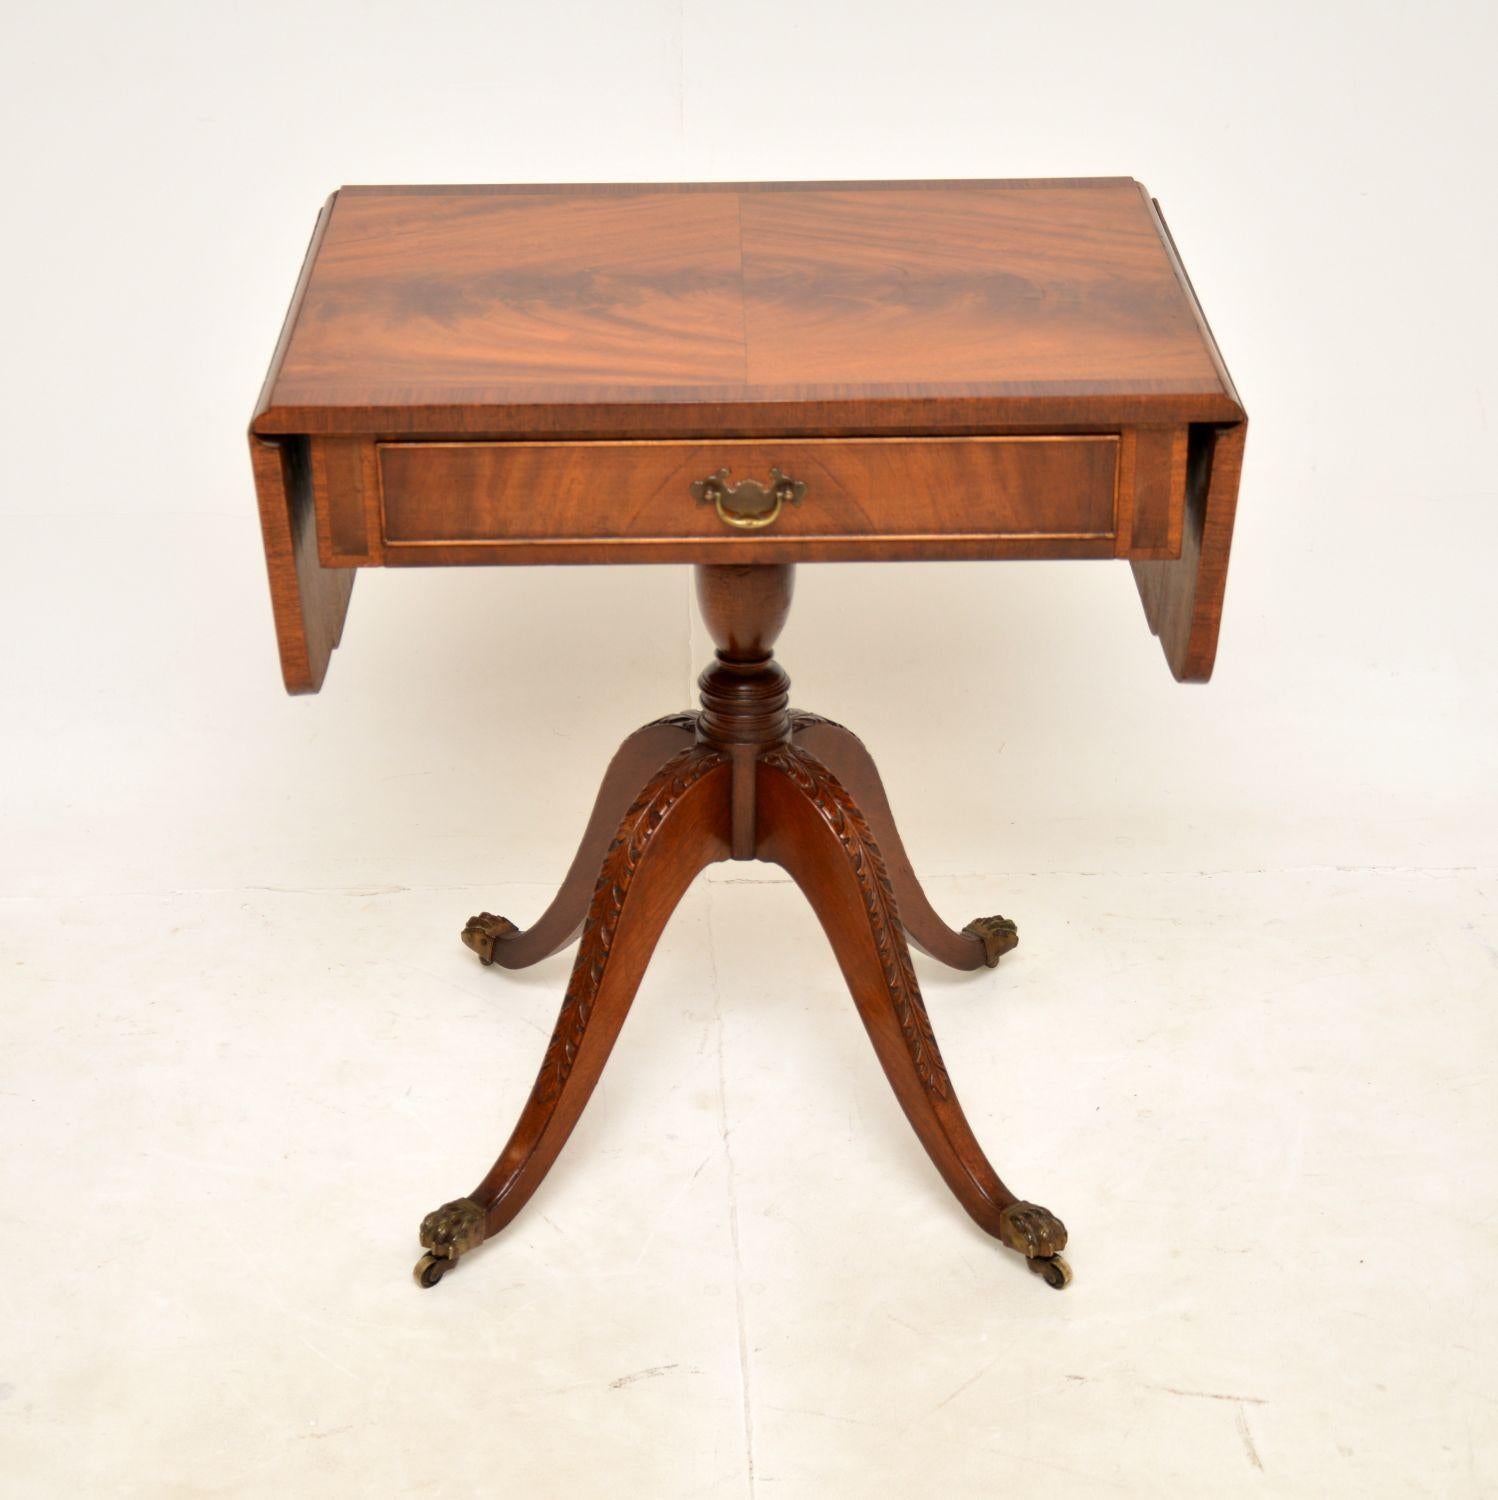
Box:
[373,436,1121,564]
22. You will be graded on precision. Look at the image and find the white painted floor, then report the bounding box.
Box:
[4,862,1495,1496]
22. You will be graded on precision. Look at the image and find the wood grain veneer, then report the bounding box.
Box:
[252,179,1240,438]
[376,435,1120,562]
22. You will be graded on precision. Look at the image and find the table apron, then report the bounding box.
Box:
[306,431,1188,568]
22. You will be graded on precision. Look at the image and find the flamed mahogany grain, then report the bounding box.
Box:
[253,179,1240,437]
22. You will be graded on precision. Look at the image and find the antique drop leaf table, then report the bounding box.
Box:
[249,179,1246,1290]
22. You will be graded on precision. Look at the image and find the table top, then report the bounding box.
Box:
[249,177,1247,695]
[252,179,1241,439]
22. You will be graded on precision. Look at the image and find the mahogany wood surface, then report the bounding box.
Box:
[1132,417,1248,681]
[755,746,1025,1238]
[248,435,353,693]
[466,747,732,1242]
[248,193,356,694]
[695,562,796,858]
[1116,425,1188,558]
[377,434,1120,559]
[695,561,797,664]
[253,179,1240,436]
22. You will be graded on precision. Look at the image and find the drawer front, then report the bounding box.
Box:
[376,436,1120,563]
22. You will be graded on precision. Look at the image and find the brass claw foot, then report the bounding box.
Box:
[998,1200,1071,1290]
[462,912,519,965]
[413,1197,487,1288]
[962,915,1019,968]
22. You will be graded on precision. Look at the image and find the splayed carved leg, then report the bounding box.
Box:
[461,713,697,970]
[790,712,1018,971]
[417,744,731,1285]
[755,743,1069,1286]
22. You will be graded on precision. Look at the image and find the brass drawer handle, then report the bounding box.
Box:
[691,467,806,530]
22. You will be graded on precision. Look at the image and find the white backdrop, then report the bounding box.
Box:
[3,3,1496,1496]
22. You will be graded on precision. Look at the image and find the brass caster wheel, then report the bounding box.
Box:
[1027,1253,1072,1289]
[414,1253,451,1289]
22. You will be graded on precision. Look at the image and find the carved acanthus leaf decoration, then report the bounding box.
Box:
[760,744,951,1100]
[537,745,725,1102]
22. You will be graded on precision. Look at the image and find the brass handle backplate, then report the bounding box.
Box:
[691,468,806,530]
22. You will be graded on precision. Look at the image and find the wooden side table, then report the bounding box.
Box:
[249,179,1246,1290]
